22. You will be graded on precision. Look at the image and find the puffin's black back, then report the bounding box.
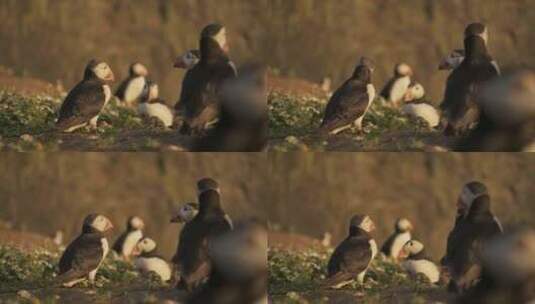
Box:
[327,227,372,277]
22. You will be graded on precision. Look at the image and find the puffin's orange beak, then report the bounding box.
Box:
[174,58,186,69]
[106,71,115,82]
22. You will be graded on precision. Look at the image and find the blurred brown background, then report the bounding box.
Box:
[1,0,534,104]
[0,153,269,257]
[268,153,534,259]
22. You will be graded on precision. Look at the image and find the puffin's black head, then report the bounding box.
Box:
[82,213,114,234]
[458,181,488,217]
[199,189,224,216]
[128,63,148,77]
[197,177,220,195]
[84,59,115,82]
[352,57,374,83]
[395,218,414,233]
[349,214,375,236]
[127,216,145,231]
[465,22,488,43]
[464,35,490,62]
[200,23,229,58]
[467,194,492,219]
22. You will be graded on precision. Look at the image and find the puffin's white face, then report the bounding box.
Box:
[171,203,199,223]
[93,62,115,82]
[405,83,425,101]
[92,215,114,232]
[130,216,145,230]
[439,50,465,70]
[149,83,159,101]
[184,51,200,68]
[214,27,229,53]
[360,216,376,233]
[396,218,413,232]
[396,63,413,77]
[480,27,489,45]
[458,186,478,217]
[400,240,424,259]
[132,63,148,77]
[134,238,157,255]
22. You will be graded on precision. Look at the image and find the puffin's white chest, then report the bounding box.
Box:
[390,76,411,103]
[401,259,440,283]
[102,85,112,106]
[122,230,143,258]
[401,103,440,128]
[125,77,147,103]
[101,238,109,262]
[390,232,412,259]
[138,103,174,128]
[134,257,172,281]
[369,239,378,260]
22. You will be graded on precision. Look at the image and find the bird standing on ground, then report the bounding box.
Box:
[115,63,150,106]
[56,59,115,133]
[381,218,414,261]
[112,216,145,261]
[380,63,414,106]
[132,237,172,282]
[399,240,441,284]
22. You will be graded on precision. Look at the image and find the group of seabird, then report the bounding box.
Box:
[319,22,533,151]
[53,177,267,304]
[54,23,267,152]
[324,181,535,303]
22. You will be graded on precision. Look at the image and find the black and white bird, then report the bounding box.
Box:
[132,237,172,282]
[441,25,500,136]
[187,220,268,304]
[381,218,414,261]
[115,63,150,106]
[193,63,268,152]
[55,214,113,287]
[446,194,503,293]
[196,177,233,229]
[320,57,376,135]
[137,81,175,128]
[170,203,199,224]
[56,59,115,132]
[439,49,466,71]
[401,83,440,128]
[176,23,238,135]
[324,215,377,288]
[174,50,201,70]
[399,240,441,284]
[112,216,145,261]
[380,63,414,106]
[457,70,535,152]
[174,189,233,291]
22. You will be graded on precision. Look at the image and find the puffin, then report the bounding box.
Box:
[196,177,233,229]
[55,214,113,287]
[324,215,377,288]
[447,194,503,293]
[380,63,414,106]
[441,28,500,136]
[381,218,414,261]
[457,69,535,152]
[401,83,441,128]
[320,57,376,135]
[137,81,175,128]
[399,240,441,284]
[174,189,233,291]
[132,237,172,282]
[193,63,268,152]
[439,49,466,71]
[176,23,238,135]
[56,59,115,132]
[174,50,201,70]
[187,220,268,304]
[115,63,150,106]
[112,216,145,261]
[170,203,199,224]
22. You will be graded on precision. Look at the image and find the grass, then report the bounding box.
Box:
[269,247,446,304]
[268,91,435,151]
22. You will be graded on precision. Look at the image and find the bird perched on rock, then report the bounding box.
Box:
[381,218,414,261]
[324,215,377,288]
[187,219,267,304]
[399,240,441,284]
[174,189,233,291]
[112,216,145,261]
[176,23,237,135]
[380,63,414,106]
[137,81,174,128]
[56,59,115,132]
[193,63,268,152]
[56,214,113,287]
[115,63,150,106]
[457,69,535,152]
[441,24,500,136]
[320,57,376,135]
[132,237,172,282]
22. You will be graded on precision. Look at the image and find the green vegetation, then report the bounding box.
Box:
[269,247,445,304]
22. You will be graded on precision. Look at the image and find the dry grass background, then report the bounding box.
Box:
[268,153,535,258]
[0,153,270,257]
[1,0,534,104]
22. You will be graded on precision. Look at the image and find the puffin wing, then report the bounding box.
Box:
[115,78,130,100]
[380,234,397,256]
[56,80,106,130]
[112,231,128,254]
[380,78,396,99]
[57,234,103,283]
[321,80,369,132]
